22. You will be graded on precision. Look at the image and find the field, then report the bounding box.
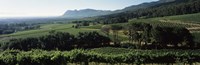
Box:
[0,24,101,42]
[0,23,129,44]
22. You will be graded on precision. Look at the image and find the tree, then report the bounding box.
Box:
[127,23,144,43]
[0,29,3,34]
[151,26,194,49]
[173,27,194,47]
[142,23,152,44]
[82,22,90,26]
[101,25,111,36]
[151,26,166,48]
[111,25,123,45]
[75,32,111,48]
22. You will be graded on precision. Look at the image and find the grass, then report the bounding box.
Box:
[130,18,194,28]
[129,13,200,32]
[83,23,128,29]
[0,23,128,43]
[0,23,101,42]
[1,24,74,37]
[164,13,200,23]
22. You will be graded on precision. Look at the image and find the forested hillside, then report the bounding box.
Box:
[95,0,200,24]
[117,0,175,12]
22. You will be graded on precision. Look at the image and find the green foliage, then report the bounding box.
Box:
[165,13,200,23]
[1,48,200,65]
[95,0,200,24]
[1,31,111,51]
[110,25,123,44]
[72,20,91,27]
[0,23,101,43]
[75,32,111,48]
[192,33,200,46]
[151,26,194,48]
[127,22,194,49]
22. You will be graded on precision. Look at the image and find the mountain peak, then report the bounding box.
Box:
[62,0,176,18]
[63,9,112,18]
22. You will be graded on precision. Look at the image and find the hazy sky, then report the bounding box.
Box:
[0,0,158,17]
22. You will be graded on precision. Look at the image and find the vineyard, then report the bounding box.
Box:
[130,19,200,28]
[2,0,200,65]
[1,48,200,65]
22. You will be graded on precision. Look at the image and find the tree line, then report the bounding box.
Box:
[0,23,195,50]
[95,0,200,24]
[101,23,194,49]
[0,31,111,51]
[71,20,93,28]
[128,23,194,49]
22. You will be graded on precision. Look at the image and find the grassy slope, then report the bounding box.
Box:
[130,13,200,43]
[164,13,200,23]
[0,24,101,42]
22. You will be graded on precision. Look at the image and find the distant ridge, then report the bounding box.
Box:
[62,0,177,18]
[118,0,175,12]
[62,9,113,18]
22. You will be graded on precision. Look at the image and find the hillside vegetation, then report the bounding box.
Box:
[129,13,200,44]
[1,48,200,65]
[95,0,200,24]
[0,24,100,42]
[1,0,200,64]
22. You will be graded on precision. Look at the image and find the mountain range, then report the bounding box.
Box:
[62,0,176,18]
[62,9,113,18]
